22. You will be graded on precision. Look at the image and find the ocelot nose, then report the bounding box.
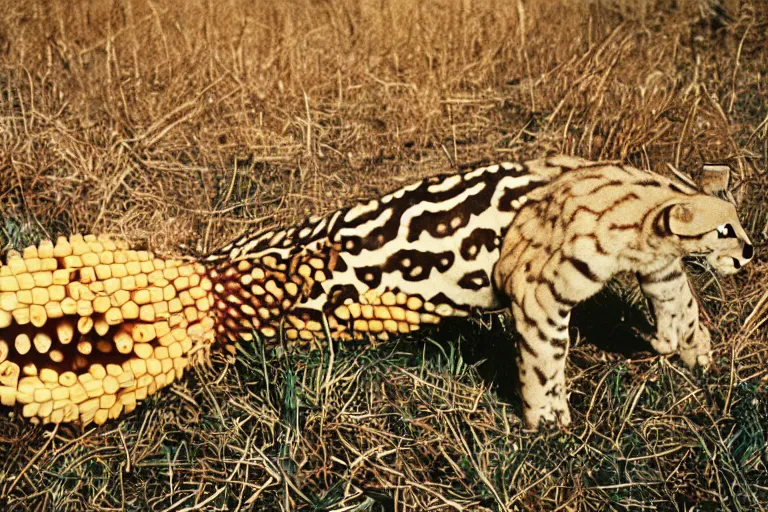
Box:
[743,243,754,260]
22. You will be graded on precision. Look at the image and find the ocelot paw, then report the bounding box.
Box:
[677,324,712,370]
[631,326,676,355]
[523,398,571,430]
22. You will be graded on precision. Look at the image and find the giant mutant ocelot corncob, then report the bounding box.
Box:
[2,156,754,429]
[0,234,215,425]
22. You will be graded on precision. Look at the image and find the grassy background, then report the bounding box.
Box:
[1,0,767,510]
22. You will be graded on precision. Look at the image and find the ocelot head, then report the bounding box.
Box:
[659,165,754,275]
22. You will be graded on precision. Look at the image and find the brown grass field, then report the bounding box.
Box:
[1,0,767,510]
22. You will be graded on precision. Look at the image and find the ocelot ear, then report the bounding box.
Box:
[665,202,697,236]
[698,164,731,196]
[659,196,735,237]
[656,201,700,237]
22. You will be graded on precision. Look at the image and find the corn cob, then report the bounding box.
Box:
[0,231,434,425]
[0,234,215,425]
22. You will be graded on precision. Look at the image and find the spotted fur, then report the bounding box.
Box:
[493,160,753,427]
[203,156,568,345]
[203,155,752,428]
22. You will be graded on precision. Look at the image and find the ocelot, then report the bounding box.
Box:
[0,155,753,427]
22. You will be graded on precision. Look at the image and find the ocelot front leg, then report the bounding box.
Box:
[637,259,711,369]
[510,292,573,428]
[501,247,606,428]
[511,262,607,428]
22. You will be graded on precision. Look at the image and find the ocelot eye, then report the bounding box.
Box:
[716,223,735,238]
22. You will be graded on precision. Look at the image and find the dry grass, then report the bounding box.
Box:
[1,0,767,510]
